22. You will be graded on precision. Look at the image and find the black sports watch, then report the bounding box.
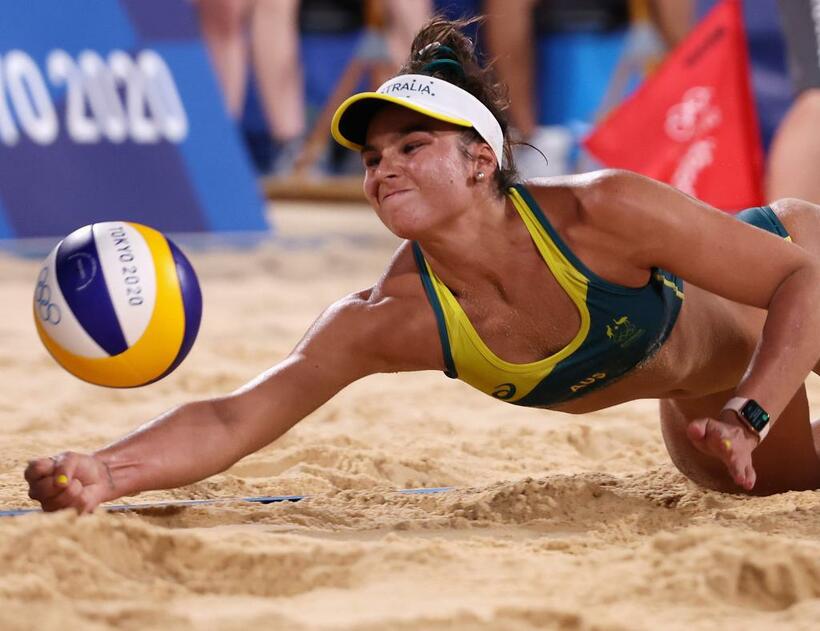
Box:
[722,397,771,441]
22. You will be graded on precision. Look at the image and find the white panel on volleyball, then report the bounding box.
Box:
[93,222,157,347]
[36,247,108,358]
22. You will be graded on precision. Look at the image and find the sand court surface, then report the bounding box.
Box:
[1,204,820,630]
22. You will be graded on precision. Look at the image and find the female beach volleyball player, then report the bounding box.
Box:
[25,17,820,510]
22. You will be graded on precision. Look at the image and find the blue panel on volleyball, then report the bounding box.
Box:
[54,226,128,356]
[0,0,268,239]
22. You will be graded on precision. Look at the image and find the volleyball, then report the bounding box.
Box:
[32,222,202,388]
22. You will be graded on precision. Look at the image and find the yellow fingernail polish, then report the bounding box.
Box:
[56,474,69,486]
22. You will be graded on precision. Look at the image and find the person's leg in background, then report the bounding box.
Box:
[647,0,693,49]
[250,0,306,174]
[198,0,253,119]
[384,0,434,72]
[484,0,575,178]
[767,0,820,203]
[484,0,539,141]
[767,89,820,202]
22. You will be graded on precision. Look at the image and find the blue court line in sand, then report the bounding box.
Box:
[0,487,453,518]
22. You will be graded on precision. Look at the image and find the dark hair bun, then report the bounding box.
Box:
[404,17,482,83]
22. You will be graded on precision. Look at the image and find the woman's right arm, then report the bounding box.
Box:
[25,271,439,513]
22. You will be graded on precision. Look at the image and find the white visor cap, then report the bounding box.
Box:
[331,74,505,168]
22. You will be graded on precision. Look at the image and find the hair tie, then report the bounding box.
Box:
[421,58,465,79]
[418,43,464,79]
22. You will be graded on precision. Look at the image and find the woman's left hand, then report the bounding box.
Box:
[686,413,760,490]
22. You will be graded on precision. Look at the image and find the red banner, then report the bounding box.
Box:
[583,0,763,211]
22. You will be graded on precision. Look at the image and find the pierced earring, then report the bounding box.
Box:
[475,171,485,181]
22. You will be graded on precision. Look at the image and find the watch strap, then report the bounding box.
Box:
[722,397,771,442]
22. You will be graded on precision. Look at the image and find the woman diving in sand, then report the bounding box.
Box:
[25,16,820,511]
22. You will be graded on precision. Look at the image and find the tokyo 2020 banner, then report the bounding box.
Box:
[0,0,268,239]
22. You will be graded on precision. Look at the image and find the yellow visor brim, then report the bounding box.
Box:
[330,92,474,152]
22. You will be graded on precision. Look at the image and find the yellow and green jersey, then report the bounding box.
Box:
[412,183,684,407]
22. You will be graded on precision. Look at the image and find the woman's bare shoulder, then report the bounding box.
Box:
[341,240,445,372]
[371,240,426,299]
[524,169,664,233]
[515,173,611,232]
[519,171,664,283]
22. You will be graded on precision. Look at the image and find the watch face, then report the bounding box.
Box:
[741,399,770,432]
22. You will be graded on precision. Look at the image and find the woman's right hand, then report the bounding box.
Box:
[24,452,115,513]
[686,413,760,491]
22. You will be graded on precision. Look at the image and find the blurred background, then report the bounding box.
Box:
[0,0,817,243]
[231,0,816,211]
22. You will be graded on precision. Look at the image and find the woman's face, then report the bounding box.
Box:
[361,105,478,239]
